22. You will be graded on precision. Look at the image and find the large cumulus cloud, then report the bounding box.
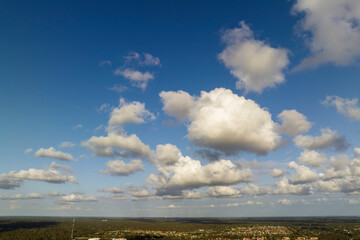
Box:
[161,88,283,155]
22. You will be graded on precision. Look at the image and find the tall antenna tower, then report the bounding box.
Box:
[70,217,75,240]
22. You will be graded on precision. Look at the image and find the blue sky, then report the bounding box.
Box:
[1,0,360,217]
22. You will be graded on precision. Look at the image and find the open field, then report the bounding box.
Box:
[1,217,360,240]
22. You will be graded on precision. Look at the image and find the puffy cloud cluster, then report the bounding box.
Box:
[159,90,195,122]
[100,159,144,176]
[161,88,282,156]
[294,128,348,151]
[297,150,327,167]
[35,147,74,161]
[288,161,318,184]
[149,147,253,190]
[270,168,286,178]
[0,193,44,200]
[98,187,125,194]
[155,144,181,165]
[128,187,156,200]
[278,199,293,206]
[0,162,77,190]
[239,184,270,196]
[219,21,289,93]
[206,186,240,197]
[108,98,155,129]
[312,150,360,194]
[114,68,154,90]
[276,110,312,136]
[275,148,360,195]
[124,52,161,66]
[273,178,312,195]
[293,0,360,70]
[83,98,154,160]
[59,194,97,202]
[83,132,153,159]
[115,52,161,90]
[322,96,360,122]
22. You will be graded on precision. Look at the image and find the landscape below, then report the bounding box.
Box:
[0,217,360,240]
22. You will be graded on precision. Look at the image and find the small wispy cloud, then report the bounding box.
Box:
[108,84,128,93]
[114,68,154,90]
[73,124,83,130]
[99,60,112,66]
[24,148,33,154]
[59,142,75,149]
[35,147,74,161]
[124,52,161,66]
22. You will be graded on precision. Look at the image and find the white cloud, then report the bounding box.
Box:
[59,194,97,202]
[294,128,348,151]
[59,142,75,149]
[35,147,74,161]
[84,98,154,160]
[158,204,181,209]
[239,184,270,196]
[0,193,45,200]
[329,154,351,171]
[273,178,312,195]
[83,132,153,159]
[114,68,154,90]
[355,148,360,159]
[49,161,73,172]
[322,96,360,121]
[124,52,140,63]
[0,163,77,189]
[155,144,181,165]
[128,187,155,199]
[309,149,360,194]
[276,110,312,136]
[149,149,253,190]
[143,53,161,66]
[159,90,195,122]
[46,191,65,197]
[297,150,327,167]
[270,168,286,178]
[124,52,161,66]
[108,98,155,129]
[160,88,283,156]
[278,199,293,206]
[100,159,144,176]
[184,191,202,199]
[186,88,282,155]
[314,176,360,194]
[98,187,125,194]
[8,167,77,184]
[219,21,289,93]
[24,148,33,154]
[218,201,264,208]
[288,161,318,184]
[207,186,240,197]
[0,193,44,200]
[293,0,360,70]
